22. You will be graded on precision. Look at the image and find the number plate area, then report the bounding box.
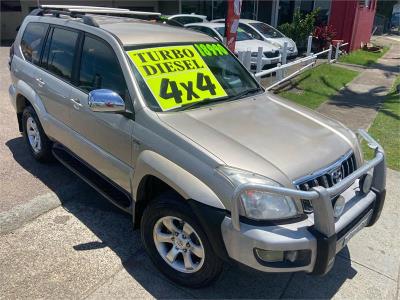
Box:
[336,210,373,253]
[127,44,228,111]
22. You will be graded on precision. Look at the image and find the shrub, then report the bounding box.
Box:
[278,8,319,48]
[313,25,336,50]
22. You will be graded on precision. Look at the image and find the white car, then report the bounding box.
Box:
[184,22,281,70]
[212,19,298,58]
[166,14,208,25]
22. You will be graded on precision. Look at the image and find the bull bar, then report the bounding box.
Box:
[230,129,385,236]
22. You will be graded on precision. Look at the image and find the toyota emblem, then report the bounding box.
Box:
[330,167,344,184]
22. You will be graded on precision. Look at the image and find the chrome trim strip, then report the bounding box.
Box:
[293,150,354,186]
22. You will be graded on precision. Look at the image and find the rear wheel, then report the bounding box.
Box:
[141,194,223,288]
[22,106,52,162]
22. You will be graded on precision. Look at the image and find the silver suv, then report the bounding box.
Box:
[9,7,386,288]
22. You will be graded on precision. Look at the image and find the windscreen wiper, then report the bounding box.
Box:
[227,87,263,101]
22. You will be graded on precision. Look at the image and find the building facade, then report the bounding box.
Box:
[1,0,376,50]
[329,0,378,51]
[1,0,334,43]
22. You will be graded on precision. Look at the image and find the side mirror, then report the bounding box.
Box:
[88,89,125,113]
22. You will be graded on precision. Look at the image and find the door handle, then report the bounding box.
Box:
[35,78,45,87]
[70,98,82,110]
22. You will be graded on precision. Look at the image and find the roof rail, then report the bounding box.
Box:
[68,8,161,16]
[30,8,99,27]
[30,5,169,27]
[40,5,130,11]
[40,5,161,16]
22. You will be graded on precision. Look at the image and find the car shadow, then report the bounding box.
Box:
[6,136,356,298]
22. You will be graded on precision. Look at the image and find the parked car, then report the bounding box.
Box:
[185,22,281,70]
[9,6,386,289]
[165,13,207,25]
[212,19,298,58]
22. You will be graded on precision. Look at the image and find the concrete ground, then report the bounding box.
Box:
[1,39,400,298]
[316,38,400,131]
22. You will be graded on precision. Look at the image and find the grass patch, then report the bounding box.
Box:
[339,47,389,67]
[363,76,400,171]
[276,64,359,109]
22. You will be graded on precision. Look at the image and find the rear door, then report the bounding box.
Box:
[68,33,134,192]
[17,22,49,100]
[35,26,79,128]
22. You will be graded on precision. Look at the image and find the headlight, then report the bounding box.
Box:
[271,42,282,49]
[217,166,300,220]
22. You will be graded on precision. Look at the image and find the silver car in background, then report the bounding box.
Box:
[212,19,298,58]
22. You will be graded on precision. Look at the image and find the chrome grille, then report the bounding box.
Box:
[295,152,357,213]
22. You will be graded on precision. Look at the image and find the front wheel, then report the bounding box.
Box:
[141,194,223,288]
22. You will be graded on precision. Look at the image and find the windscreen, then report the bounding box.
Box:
[250,22,284,38]
[125,42,260,112]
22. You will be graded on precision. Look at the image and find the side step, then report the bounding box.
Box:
[52,143,132,214]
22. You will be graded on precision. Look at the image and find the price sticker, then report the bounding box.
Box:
[127,45,227,111]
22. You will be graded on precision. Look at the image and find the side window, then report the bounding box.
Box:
[20,22,48,65]
[190,26,221,41]
[239,24,262,40]
[78,35,128,101]
[44,27,79,82]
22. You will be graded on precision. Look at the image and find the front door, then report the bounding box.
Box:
[68,34,134,192]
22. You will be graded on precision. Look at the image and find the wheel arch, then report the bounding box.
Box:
[15,93,31,132]
[132,150,225,228]
[14,80,49,133]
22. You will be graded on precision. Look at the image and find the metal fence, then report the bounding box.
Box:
[237,35,349,90]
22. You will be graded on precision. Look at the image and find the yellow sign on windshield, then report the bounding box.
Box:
[127,45,227,111]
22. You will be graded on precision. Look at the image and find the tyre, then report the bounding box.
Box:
[141,193,223,288]
[22,106,53,162]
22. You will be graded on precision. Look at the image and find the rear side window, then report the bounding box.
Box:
[20,22,48,65]
[43,27,79,82]
[78,35,128,100]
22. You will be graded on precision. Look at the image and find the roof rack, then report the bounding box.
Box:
[40,5,160,17]
[68,8,161,17]
[30,8,99,27]
[40,5,130,11]
[30,5,173,28]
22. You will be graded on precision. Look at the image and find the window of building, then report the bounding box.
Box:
[20,22,49,65]
[182,1,212,19]
[300,0,315,15]
[43,27,79,82]
[78,35,128,100]
[278,0,295,25]
[1,0,21,11]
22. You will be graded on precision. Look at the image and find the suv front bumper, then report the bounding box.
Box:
[220,130,386,275]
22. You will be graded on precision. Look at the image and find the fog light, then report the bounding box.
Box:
[360,173,373,194]
[255,249,284,262]
[333,195,346,218]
